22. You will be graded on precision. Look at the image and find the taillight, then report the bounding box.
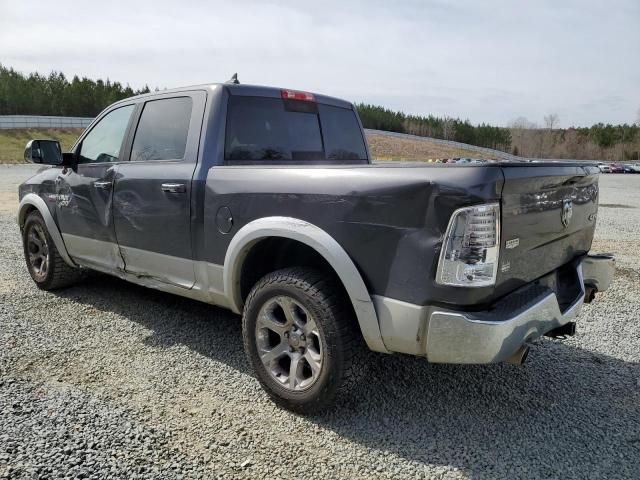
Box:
[281,89,315,102]
[436,203,500,287]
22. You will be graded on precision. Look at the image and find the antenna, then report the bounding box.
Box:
[226,73,240,85]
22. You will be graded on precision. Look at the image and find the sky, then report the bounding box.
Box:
[1,0,638,127]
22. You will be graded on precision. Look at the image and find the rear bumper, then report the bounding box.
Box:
[373,253,615,363]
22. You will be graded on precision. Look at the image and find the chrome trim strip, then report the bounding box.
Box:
[119,244,195,289]
[224,216,388,353]
[18,194,76,267]
[62,233,124,271]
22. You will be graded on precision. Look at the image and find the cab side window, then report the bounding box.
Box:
[78,105,134,163]
[130,97,192,162]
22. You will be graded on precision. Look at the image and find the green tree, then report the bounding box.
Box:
[0,64,152,116]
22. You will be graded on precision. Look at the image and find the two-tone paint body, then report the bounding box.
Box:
[18,83,614,361]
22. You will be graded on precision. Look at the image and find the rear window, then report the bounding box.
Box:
[318,104,368,160]
[224,96,367,162]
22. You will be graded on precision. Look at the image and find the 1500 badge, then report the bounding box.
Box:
[505,238,519,249]
[47,193,71,207]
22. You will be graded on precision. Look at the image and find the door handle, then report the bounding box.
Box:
[161,183,186,193]
[93,180,112,190]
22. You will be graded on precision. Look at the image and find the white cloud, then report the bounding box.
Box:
[0,0,638,126]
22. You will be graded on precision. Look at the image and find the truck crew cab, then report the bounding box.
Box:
[18,81,614,412]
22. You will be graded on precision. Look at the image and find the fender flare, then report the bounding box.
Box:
[18,193,76,267]
[223,216,388,353]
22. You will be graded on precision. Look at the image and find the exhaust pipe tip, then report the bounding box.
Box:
[506,345,530,365]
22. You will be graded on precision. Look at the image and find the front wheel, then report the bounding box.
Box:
[242,267,360,413]
[22,211,83,290]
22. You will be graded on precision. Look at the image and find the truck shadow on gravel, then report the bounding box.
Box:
[53,274,640,479]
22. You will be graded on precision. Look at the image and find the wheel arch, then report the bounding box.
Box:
[18,193,76,267]
[223,216,388,353]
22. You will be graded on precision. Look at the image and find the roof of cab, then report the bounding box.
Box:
[224,83,353,109]
[113,82,354,109]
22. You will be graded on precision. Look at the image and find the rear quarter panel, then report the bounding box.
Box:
[203,164,505,307]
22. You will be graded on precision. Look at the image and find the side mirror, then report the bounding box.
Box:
[24,139,63,165]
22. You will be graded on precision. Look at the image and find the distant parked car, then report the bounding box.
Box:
[598,163,610,173]
[454,158,473,164]
[623,164,640,174]
[609,163,624,173]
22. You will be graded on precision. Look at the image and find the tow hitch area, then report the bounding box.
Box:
[545,321,577,339]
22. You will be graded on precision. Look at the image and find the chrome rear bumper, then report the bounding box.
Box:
[424,254,615,364]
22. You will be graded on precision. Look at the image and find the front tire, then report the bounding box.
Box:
[22,211,82,290]
[242,267,360,414]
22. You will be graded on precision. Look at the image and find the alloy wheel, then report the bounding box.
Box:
[27,223,49,281]
[255,295,324,391]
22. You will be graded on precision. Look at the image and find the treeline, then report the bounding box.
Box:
[581,123,639,149]
[0,64,151,117]
[1,65,637,160]
[356,103,512,151]
[357,103,640,160]
[510,123,640,161]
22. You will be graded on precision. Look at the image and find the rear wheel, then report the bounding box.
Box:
[242,267,360,413]
[22,211,83,290]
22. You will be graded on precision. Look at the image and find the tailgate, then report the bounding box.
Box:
[496,164,599,296]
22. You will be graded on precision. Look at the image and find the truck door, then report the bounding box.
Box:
[112,91,206,288]
[56,104,136,271]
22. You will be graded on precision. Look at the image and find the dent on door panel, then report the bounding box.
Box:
[56,164,119,241]
[112,91,206,289]
[56,164,123,270]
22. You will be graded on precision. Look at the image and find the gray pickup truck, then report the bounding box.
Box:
[18,81,614,412]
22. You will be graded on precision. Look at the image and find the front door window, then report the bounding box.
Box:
[78,105,134,163]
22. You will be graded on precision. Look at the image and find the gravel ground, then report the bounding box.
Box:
[1,165,639,479]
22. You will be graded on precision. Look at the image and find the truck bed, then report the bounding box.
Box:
[204,161,600,310]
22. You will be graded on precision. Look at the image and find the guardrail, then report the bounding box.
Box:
[0,115,93,129]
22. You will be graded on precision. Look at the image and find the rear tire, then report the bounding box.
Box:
[242,267,361,414]
[22,211,83,290]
